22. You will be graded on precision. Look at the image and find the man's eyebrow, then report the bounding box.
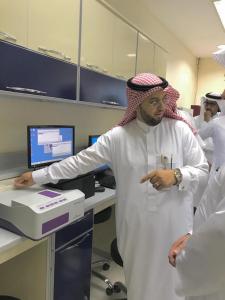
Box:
[149,96,166,101]
[149,97,159,101]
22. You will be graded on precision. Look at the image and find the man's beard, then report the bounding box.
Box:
[139,107,163,126]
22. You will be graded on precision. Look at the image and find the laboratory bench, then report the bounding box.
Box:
[0,178,116,300]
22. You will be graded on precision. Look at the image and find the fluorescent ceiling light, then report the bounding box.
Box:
[127,53,136,57]
[212,48,225,67]
[217,44,225,49]
[214,0,225,30]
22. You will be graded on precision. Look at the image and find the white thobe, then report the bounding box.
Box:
[176,165,225,300]
[177,110,208,207]
[33,118,208,300]
[198,116,225,171]
[194,114,220,164]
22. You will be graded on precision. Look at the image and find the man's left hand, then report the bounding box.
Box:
[168,233,191,267]
[140,169,177,190]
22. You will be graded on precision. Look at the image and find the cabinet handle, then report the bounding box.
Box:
[60,233,91,253]
[116,74,126,80]
[64,55,71,61]
[6,86,46,95]
[86,63,99,70]
[0,31,17,42]
[97,67,108,74]
[38,46,71,61]
[101,100,120,106]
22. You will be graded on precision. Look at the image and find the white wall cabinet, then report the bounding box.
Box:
[81,0,114,74]
[82,0,137,80]
[154,45,167,78]
[112,17,137,80]
[136,33,154,74]
[0,0,168,107]
[28,0,80,63]
[0,0,28,46]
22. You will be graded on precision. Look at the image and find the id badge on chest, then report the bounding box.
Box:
[155,154,176,170]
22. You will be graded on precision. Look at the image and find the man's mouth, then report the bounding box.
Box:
[155,112,164,117]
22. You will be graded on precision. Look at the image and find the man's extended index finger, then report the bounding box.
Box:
[140,170,156,183]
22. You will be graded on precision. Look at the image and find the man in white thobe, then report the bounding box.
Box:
[177,109,208,208]
[198,97,225,173]
[14,73,208,300]
[168,164,225,300]
[194,93,221,164]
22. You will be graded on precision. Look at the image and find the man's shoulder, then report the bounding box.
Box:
[163,117,190,130]
[194,115,200,120]
[106,121,136,137]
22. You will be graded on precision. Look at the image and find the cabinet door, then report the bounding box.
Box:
[81,0,114,75]
[54,230,93,300]
[0,0,28,46]
[80,67,127,107]
[0,41,77,100]
[136,33,154,74]
[154,45,167,78]
[112,18,137,80]
[28,0,79,63]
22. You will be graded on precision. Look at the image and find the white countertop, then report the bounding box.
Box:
[0,178,116,259]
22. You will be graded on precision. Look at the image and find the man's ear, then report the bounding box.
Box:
[221,89,225,99]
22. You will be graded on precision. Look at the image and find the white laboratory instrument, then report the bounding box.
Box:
[0,188,85,240]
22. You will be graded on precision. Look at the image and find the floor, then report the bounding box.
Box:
[90,206,126,300]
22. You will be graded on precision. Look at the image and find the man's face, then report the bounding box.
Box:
[137,90,167,126]
[204,100,219,117]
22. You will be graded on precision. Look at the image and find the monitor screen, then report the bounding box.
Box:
[28,125,75,168]
[88,135,100,147]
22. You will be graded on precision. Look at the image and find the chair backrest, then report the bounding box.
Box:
[94,207,112,224]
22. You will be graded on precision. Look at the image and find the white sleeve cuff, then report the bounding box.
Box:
[178,168,190,191]
[32,168,58,185]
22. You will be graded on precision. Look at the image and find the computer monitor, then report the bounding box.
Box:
[27,125,75,169]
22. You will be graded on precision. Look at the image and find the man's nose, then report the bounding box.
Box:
[157,100,165,109]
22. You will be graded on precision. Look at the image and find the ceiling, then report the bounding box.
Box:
[142,0,225,57]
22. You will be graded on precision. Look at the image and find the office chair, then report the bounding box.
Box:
[92,207,116,296]
[110,238,127,298]
[92,207,127,297]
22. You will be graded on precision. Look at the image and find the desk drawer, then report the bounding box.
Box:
[55,210,93,249]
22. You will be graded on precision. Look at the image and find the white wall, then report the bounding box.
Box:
[103,0,198,108]
[195,57,225,104]
[0,95,124,154]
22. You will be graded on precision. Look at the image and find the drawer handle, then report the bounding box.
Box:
[6,86,46,95]
[101,100,120,106]
[0,31,17,42]
[60,233,91,253]
[38,46,71,61]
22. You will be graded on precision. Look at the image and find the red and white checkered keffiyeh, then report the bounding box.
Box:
[118,73,195,133]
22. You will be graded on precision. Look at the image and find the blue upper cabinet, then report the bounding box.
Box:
[0,41,77,100]
[80,66,127,107]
